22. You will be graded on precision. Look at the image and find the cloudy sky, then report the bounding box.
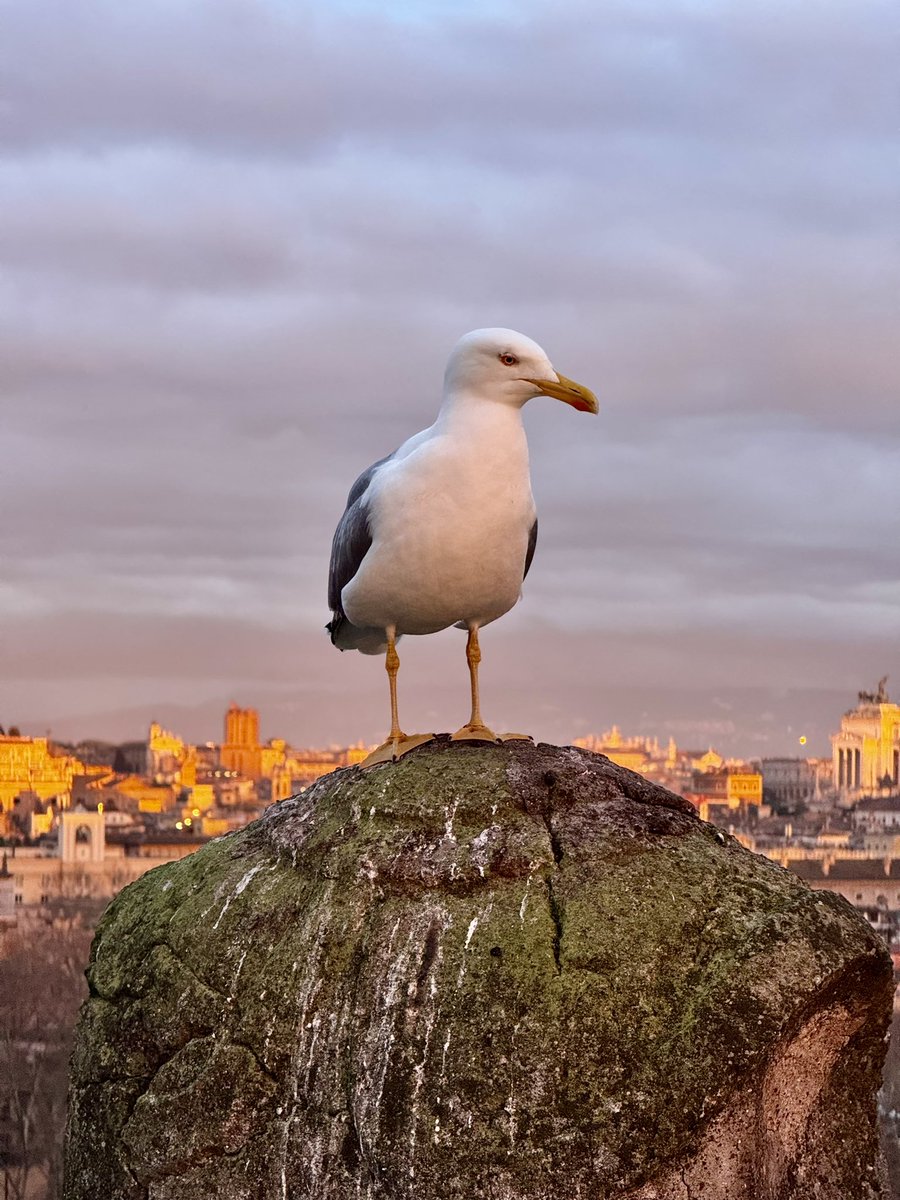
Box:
[1,0,897,756]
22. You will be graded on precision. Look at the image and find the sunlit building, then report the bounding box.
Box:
[831,679,900,800]
[220,704,263,778]
[90,775,178,815]
[287,745,372,789]
[0,733,84,814]
[573,728,763,819]
[574,726,656,774]
[686,770,764,825]
[260,738,293,802]
[146,721,188,784]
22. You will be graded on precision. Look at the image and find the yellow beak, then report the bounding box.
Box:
[525,372,599,414]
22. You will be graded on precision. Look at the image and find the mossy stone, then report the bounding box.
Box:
[64,740,892,1199]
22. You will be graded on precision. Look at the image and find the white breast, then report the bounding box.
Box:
[342,403,535,636]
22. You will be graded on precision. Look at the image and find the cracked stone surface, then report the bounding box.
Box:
[64,739,892,1199]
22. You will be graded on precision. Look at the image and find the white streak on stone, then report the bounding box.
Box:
[464,917,479,950]
[519,875,533,923]
[440,1029,451,1084]
[407,969,439,1171]
[457,898,494,987]
[232,947,249,989]
[212,862,267,929]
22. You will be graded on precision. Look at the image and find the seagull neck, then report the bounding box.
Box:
[436,391,527,439]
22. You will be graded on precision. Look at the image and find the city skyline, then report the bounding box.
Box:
[7,674,896,764]
[2,1,897,758]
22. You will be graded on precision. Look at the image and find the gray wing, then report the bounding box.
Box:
[523,517,538,579]
[326,455,392,647]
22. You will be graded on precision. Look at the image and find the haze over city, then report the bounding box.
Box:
[1,0,897,757]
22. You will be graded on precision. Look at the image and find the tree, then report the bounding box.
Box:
[0,902,102,1199]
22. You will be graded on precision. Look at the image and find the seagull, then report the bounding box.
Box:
[327,327,598,767]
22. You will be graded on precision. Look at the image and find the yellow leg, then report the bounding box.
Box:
[361,630,434,768]
[466,626,485,730]
[451,627,499,743]
[386,633,402,744]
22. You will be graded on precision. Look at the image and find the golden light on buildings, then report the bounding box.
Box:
[0,732,86,813]
[832,680,900,795]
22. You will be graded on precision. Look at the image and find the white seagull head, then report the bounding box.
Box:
[442,327,598,414]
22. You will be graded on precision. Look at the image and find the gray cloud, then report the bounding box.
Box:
[1,0,897,755]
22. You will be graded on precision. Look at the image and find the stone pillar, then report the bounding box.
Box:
[65,741,892,1200]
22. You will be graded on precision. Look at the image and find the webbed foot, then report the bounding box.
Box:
[360,732,435,769]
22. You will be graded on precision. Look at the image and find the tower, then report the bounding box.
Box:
[220,704,262,777]
[59,806,106,863]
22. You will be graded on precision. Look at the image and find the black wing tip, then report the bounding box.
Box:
[325,614,345,649]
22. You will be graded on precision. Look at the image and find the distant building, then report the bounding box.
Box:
[691,770,762,804]
[831,678,900,800]
[287,745,370,789]
[860,831,900,857]
[574,726,655,774]
[89,775,178,815]
[759,758,818,811]
[196,807,259,838]
[685,770,765,827]
[852,795,900,833]
[786,857,900,940]
[260,738,293,802]
[146,721,188,783]
[181,781,215,812]
[0,733,84,818]
[573,728,764,822]
[0,707,381,912]
[59,807,106,864]
[220,704,262,777]
[4,830,209,907]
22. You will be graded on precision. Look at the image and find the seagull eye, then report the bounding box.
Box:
[499,353,518,366]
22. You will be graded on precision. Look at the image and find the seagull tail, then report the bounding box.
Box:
[326,612,390,655]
